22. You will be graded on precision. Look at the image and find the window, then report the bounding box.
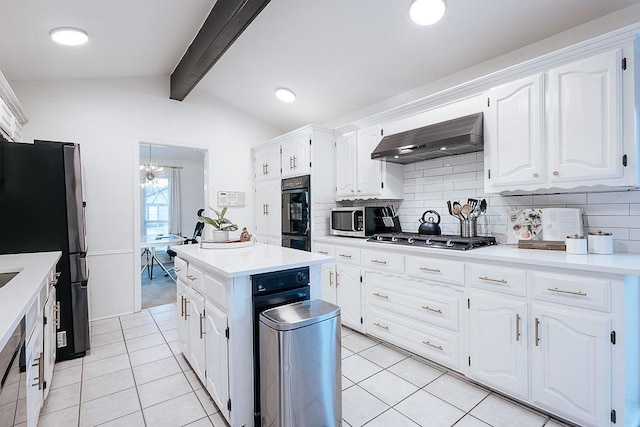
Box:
[142,176,170,238]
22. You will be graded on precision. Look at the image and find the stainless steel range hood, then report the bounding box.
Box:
[371,112,483,164]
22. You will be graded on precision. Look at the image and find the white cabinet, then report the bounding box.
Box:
[187,287,206,381]
[485,74,545,192]
[468,291,528,399]
[336,263,362,331]
[42,285,58,401]
[253,144,281,182]
[531,304,611,427]
[314,243,337,305]
[485,46,636,192]
[204,300,230,421]
[254,179,281,245]
[25,322,43,427]
[281,131,311,178]
[0,72,27,142]
[335,125,403,201]
[177,279,190,356]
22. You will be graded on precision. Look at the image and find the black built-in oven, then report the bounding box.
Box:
[281,175,311,251]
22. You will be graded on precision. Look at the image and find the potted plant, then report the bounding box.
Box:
[199,207,238,242]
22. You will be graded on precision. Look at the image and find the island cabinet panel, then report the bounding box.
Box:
[177,279,190,357]
[531,304,611,427]
[187,288,206,381]
[336,263,362,331]
[204,300,230,421]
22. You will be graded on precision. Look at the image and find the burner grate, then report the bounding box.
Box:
[369,233,496,250]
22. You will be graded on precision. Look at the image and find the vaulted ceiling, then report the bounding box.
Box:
[1,0,640,132]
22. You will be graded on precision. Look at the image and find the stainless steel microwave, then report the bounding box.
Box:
[330,206,395,237]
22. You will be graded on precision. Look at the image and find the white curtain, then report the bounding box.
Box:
[169,168,181,235]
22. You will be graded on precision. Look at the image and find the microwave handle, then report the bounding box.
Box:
[352,210,360,232]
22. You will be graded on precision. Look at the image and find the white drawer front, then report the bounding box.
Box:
[186,263,204,294]
[405,255,464,285]
[361,249,404,274]
[203,272,227,311]
[335,246,361,265]
[530,271,611,312]
[174,257,188,282]
[367,308,460,370]
[467,263,527,297]
[314,242,335,257]
[367,284,459,331]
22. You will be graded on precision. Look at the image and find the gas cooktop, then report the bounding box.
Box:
[368,233,497,251]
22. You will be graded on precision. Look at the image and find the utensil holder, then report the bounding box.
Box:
[460,219,477,238]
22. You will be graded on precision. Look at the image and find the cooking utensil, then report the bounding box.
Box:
[418,210,442,235]
[467,198,478,209]
[452,201,462,219]
[447,200,453,216]
[461,204,472,220]
[480,199,487,213]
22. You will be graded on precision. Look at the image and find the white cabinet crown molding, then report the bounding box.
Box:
[0,70,27,125]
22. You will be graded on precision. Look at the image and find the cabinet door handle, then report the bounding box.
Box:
[292,155,297,168]
[329,271,334,286]
[533,172,539,178]
[373,292,389,299]
[373,322,389,330]
[55,302,61,328]
[421,305,442,314]
[535,317,540,346]
[200,313,206,339]
[515,314,521,341]
[423,341,443,351]
[419,267,441,273]
[265,204,269,215]
[547,287,587,297]
[370,259,387,265]
[32,354,43,389]
[174,267,182,272]
[184,299,190,317]
[265,163,269,175]
[187,275,197,281]
[479,276,508,284]
[335,272,339,287]
[553,170,559,176]
[180,296,185,318]
[338,254,352,259]
[317,250,328,255]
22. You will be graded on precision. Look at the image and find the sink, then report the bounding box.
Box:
[0,272,19,288]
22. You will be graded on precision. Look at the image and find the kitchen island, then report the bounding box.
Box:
[169,242,333,427]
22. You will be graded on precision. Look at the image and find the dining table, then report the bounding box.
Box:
[141,234,185,281]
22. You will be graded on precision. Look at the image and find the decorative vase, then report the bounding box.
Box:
[211,230,230,243]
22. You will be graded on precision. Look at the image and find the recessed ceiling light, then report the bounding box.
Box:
[275,88,296,103]
[410,0,446,26]
[440,146,447,150]
[50,27,89,46]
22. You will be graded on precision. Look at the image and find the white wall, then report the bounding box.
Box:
[11,76,280,319]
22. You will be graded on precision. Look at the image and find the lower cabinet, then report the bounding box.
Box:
[468,291,528,399]
[336,264,362,331]
[531,304,611,427]
[204,300,229,417]
[42,285,58,401]
[187,287,206,381]
[25,319,43,427]
[177,279,189,356]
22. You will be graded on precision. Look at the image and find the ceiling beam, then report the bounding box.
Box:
[170,0,271,101]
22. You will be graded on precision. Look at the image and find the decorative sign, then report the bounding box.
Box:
[217,191,245,207]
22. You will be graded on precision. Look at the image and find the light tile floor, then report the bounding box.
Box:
[38,303,571,427]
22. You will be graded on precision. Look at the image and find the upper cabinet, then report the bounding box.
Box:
[0,71,27,142]
[253,144,281,182]
[335,124,403,201]
[281,131,311,178]
[485,45,637,193]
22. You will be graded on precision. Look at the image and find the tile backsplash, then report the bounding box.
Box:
[394,152,640,253]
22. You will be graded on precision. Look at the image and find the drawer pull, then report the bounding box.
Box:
[370,259,387,265]
[187,275,197,281]
[419,267,441,273]
[423,341,443,351]
[329,271,334,286]
[184,299,190,317]
[479,276,508,284]
[199,313,206,339]
[374,323,389,330]
[335,272,340,287]
[547,287,587,297]
[421,305,442,314]
[339,254,352,259]
[373,292,389,299]
[535,317,540,346]
[174,267,182,272]
[55,302,61,328]
[317,250,328,255]
[180,296,185,318]
[515,314,521,341]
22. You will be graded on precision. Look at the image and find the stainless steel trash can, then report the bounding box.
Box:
[259,299,341,427]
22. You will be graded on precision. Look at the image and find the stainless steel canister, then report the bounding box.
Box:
[587,231,613,254]
[460,219,477,238]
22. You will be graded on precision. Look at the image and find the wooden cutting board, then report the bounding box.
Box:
[518,240,566,251]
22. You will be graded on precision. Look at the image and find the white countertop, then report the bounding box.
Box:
[170,242,334,278]
[315,236,640,276]
[0,251,61,351]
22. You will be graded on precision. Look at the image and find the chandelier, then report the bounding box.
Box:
[140,145,163,187]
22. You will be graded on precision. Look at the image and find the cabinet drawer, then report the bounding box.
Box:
[174,257,188,282]
[203,272,228,311]
[25,291,42,341]
[335,246,361,265]
[361,249,404,274]
[186,263,204,294]
[467,263,527,297]
[367,308,460,370]
[530,271,611,312]
[367,284,459,331]
[405,256,464,285]
[314,243,335,257]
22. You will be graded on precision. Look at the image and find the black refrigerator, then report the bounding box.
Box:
[0,139,90,361]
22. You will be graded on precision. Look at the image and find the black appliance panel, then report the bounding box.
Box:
[281,175,311,251]
[281,235,310,252]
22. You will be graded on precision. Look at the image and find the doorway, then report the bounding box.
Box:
[138,143,206,309]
